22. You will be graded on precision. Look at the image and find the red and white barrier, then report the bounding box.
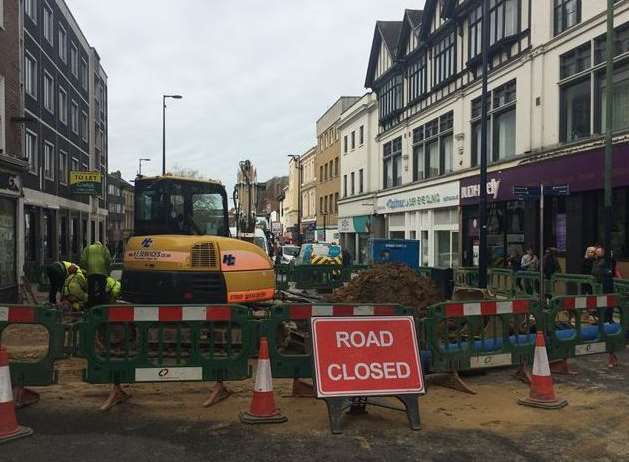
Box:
[443,300,530,318]
[107,305,232,322]
[288,305,397,320]
[0,306,35,323]
[561,295,618,310]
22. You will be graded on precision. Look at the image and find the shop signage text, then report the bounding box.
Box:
[376,182,459,213]
[70,171,102,195]
[460,178,501,200]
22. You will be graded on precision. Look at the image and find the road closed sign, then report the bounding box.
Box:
[311,316,424,398]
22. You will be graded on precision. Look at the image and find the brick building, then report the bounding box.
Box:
[106,171,133,259]
[0,0,26,301]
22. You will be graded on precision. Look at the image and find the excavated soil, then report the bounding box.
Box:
[329,264,444,317]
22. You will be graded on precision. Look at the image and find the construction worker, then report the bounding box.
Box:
[61,265,88,311]
[46,261,80,304]
[80,241,112,307]
[105,276,122,303]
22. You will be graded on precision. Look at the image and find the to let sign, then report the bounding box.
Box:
[311,316,424,398]
[70,171,102,195]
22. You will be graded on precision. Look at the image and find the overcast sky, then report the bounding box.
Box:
[65,0,424,194]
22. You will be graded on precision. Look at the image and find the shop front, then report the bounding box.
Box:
[459,143,629,274]
[0,171,22,302]
[376,180,460,268]
[338,215,375,264]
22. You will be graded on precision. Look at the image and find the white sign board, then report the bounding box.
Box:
[376,181,459,214]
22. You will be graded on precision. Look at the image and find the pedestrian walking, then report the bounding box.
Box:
[507,248,522,272]
[520,247,539,272]
[592,245,615,322]
[80,241,112,307]
[46,261,79,304]
[582,246,596,294]
[543,248,561,280]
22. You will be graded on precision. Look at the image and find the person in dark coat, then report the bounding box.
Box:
[543,248,561,280]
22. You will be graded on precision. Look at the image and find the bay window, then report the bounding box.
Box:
[407,52,427,103]
[412,111,454,180]
[433,31,456,85]
[378,75,403,123]
[469,0,520,60]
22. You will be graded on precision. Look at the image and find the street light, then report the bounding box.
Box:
[138,157,151,176]
[288,155,303,245]
[162,94,183,175]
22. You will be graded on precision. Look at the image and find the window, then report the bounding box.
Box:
[351,172,355,196]
[319,166,323,182]
[58,87,67,124]
[469,5,483,60]
[58,25,67,62]
[412,111,454,180]
[25,0,37,22]
[43,142,54,180]
[43,71,54,113]
[554,0,580,36]
[334,193,339,213]
[561,78,590,143]
[43,3,53,44]
[492,81,516,161]
[489,0,519,45]
[596,63,629,133]
[343,175,348,197]
[25,53,37,98]
[71,157,79,173]
[560,43,590,79]
[80,58,88,90]
[324,196,328,213]
[70,43,78,77]
[433,30,456,85]
[320,197,323,213]
[351,131,355,149]
[471,80,516,164]
[383,137,402,188]
[81,111,88,141]
[344,135,348,153]
[324,163,328,181]
[59,150,67,184]
[594,24,629,65]
[359,169,364,193]
[71,100,78,133]
[25,131,37,173]
[408,52,428,102]
[359,125,364,145]
[378,74,403,123]
[334,158,338,176]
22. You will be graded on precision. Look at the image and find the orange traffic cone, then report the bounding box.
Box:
[0,347,33,444]
[240,337,287,424]
[518,331,568,409]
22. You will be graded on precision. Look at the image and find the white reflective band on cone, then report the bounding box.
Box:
[0,365,13,403]
[254,359,273,392]
[532,346,551,377]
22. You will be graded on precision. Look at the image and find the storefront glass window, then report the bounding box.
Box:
[597,64,629,133]
[0,199,16,290]
[493,108,516,161]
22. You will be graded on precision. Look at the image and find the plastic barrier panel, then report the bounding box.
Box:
[550,274,602,296]
[488,269,515,297]
[514,271,541,298]
[454,267,479,288]
[78,304,253,384]
[264,304,414,380]
[275,264,292,291]
[424,299,540,373]
[0,305,65,387]
[546,295,625,361]
[613,278,629,301]
[293,265,344,291]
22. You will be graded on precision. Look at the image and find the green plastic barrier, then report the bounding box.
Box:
[0,304,65,387]
[488,268,515,297]
[454,267,479,288]
[77,304,253,384]
[275,264,292,291]
[613,279,629,300]
[550,273,601,296]
[264,303,414,380]
[293,264,344,291]
[546,294,626,361]
[514,271,541,298]
[424,298,541,373]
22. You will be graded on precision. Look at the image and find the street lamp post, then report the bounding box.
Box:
[288,155,302,245]
[138,157,151,176]
[162,94,183,175]
[478,0,490,289]
[604,0,615,279]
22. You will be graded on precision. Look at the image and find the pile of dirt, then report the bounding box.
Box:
[328,264,444,317]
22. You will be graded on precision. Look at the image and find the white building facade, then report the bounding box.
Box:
[365,1,629,272]
[337,93,381,264]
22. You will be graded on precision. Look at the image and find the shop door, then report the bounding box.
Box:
[0,198,17,293]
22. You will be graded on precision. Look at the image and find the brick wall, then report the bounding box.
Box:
[0,0,22,159]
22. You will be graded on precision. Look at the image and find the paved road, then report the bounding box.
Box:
[3,352,629,461]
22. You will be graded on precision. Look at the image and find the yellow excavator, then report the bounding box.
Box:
[121,175,275,304]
